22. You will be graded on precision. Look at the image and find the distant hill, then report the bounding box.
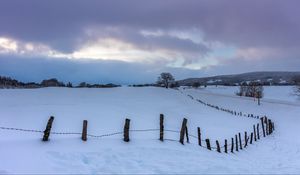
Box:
[177,71,300,86]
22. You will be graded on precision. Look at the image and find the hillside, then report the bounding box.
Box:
[177,71,300,86]
[0,87,299,173]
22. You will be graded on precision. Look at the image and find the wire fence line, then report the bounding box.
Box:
[0,126,196,139]
[178,89,266,120]
[0,126,209,146]
[0,117,274,154]
[0,126,174,138]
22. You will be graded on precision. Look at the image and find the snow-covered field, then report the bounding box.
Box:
[192,85,300,105]
[0,86,299,174]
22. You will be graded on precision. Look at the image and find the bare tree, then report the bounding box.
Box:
[236,81,263,105]
[157,72,175,88]
[192,82,201,88]
[66,82,73,88]
[236,82,247,96]
[247,82,263,105]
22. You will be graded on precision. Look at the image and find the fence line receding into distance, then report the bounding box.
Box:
[0,113,275,154]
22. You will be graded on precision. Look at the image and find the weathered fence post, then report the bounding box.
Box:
[265,117,269,135]
[205,139,211,150]
[239,132,242,150]
[224,139,228,153]
[253,125,257,141]
[123,118,130,142]
[231,137,234,153]
[250,132,253,144]
[268,119,272,134]
[179,118,187,145]
[159,114,164,141]
[257,123,260,140]
[235,135,238,151]
[197,127,201,146]
[43,116,54,141]
[81,120,88,141]
[185,126,190,143]
[261,117,266,137]
[216,140,221,153]
[244,131,248,148]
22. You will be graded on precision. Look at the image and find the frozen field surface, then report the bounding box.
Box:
[0,87,300,174]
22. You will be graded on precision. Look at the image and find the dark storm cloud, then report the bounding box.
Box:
[1,0,299,50]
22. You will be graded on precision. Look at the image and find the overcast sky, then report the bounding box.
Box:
[0,0,299,84]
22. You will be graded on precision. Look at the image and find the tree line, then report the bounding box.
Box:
[0,76,120,89]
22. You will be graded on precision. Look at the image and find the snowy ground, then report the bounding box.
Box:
[191,85,300,105]
[0,86,299,174]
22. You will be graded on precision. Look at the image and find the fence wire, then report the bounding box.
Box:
[0,126,43,133]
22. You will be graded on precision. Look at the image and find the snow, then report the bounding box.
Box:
[206,79,222,83]
[0,86,300,173]
[195,85,300,104]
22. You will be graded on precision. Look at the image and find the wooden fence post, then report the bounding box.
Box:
[257,123,260,140]
[261,117,266,137]
[250,132,253,144]
[185,127,190,143]
[216,140,221,153]
[81,120,88,141]
[123,118,130,142]
[179,118,187,145]
[268,119,272,134]
[205,139,211,150]
[231,137,234,153]
[265,117,269,135]
[224,139,228,153]
[239,132,242,150]
[42,116,54,141]
[160,114,164,141]
[244,131,248,148]
[253,125,257,141]
[235,135,238,151]
[197,127,201,146]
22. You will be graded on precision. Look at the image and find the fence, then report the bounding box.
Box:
[179,90,264,120]
[0,113,275,154]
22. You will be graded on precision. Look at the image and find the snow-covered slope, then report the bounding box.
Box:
[0,87,299,173]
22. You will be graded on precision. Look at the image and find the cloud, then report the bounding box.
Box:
[0,31,212,68]
[0,55,208,84]
[1,0,299,48]
[0,37,62,57]
[0,0,299,82]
